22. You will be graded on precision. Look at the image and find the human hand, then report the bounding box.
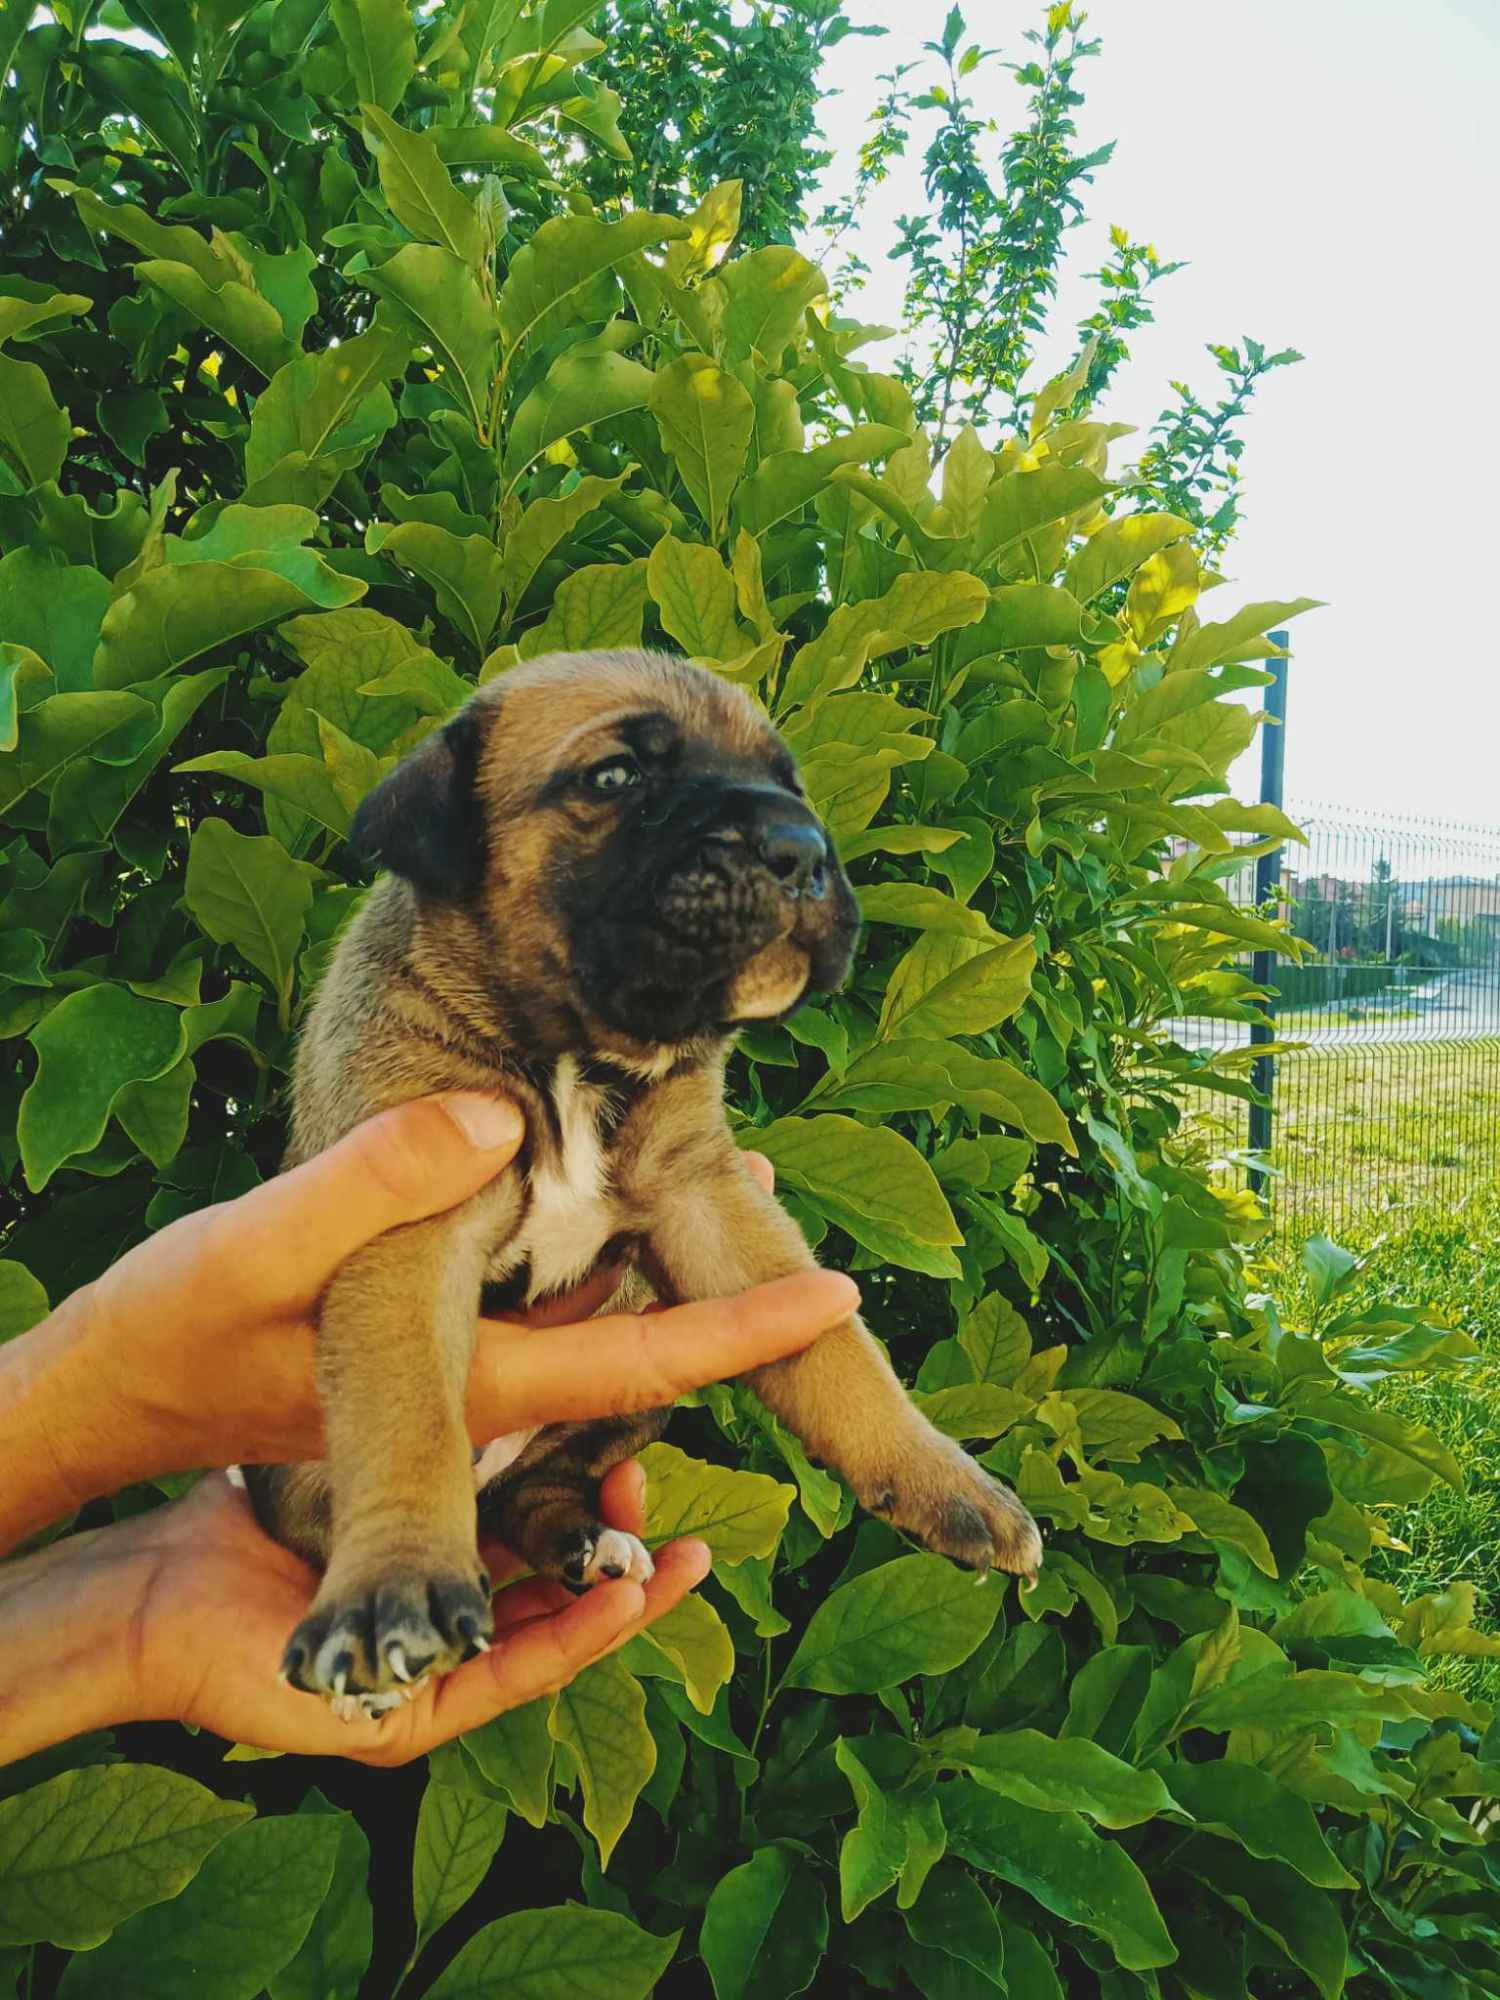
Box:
[15,1092,842,1539]
[0,1457,710,1766]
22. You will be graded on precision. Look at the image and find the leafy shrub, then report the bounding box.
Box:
[2,2,1498,1997]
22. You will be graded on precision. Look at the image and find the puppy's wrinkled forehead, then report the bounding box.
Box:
[473,649,776,803]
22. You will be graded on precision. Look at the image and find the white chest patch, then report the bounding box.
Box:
[490,1053,622,1306]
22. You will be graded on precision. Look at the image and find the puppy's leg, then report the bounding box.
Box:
[647,1151,1042,1577]
[478,1414,669,1587]
[282,1191,510,1712]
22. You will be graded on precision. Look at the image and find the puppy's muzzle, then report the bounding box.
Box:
[700,806,830,902]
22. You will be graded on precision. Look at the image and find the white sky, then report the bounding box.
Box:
[807,0,1500,825]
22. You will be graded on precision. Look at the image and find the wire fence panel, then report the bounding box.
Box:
[1175,800,1500,1245]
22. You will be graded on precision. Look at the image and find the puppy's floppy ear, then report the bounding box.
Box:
[348,704,488,897]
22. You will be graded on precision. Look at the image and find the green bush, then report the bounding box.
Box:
[1272,964,1395,1010]
[2,3,1498,1996]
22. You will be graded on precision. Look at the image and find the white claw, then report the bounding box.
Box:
[332,1667,348,1698]
[471,1634,492,1655]
[388,1643,412,1684]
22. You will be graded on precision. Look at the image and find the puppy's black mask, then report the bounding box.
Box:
[562,714,859,1044]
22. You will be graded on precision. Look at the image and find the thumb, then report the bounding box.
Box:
[227,1094,526,1304]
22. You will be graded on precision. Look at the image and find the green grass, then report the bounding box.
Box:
[1269,1183,1500,1707]
[1272,1039,1500,1234]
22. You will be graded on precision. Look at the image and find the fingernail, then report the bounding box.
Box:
[679,1539,712,1582]
[441,1093,525,1151]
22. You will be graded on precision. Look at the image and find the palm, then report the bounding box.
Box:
[132,1473,698,1765]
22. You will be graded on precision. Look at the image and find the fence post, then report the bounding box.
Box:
[1248,633,1290,1197]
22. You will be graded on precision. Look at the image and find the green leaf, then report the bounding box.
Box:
[497,471,629,618]
[59,1816,344,2000]
[1184,1847,1346,2000]
[939,1728,1174,1829]
[0,1261,49,1343]
[646,533,745,660]
[818,1038,1073,1151]
[911,1384,1035,1442]
[1289,1385,1464,1490]
[173,748,359,839]
[749,1115,963,1274]
[1166,1484,1277,1576]
[1163,1760,1354,1889]
[1065,512,1193,602]
[640,1440,792,1564]
[134,259,293,379]
[1301,1233,1360,1307]
[0,689,156,815]
[424,1907,677,2000]
[19,984,188,1190]
[0,1765,250,1950]
[269,1796,372,2000]
[700,1843,828,2000]
[993,1913,1062,2000]
[1060,1646,1153,1758]
[649,352,755,538]
[735,424,910,537]
[244,325,409,505]
[631,1592,734,1715]
[939,425,995,538]
[945,1783,1175,1972]
[363,246,499,434]
[413,1780,506,1954]
[785,1553,1004,1693]
[549,1656,654,1867]
[857,883,1000,943]
[515,559,648,656]
[1170,597,1321,672]
[367,520,503,651]
[460,1697,555,1828]
[331,0,415,110]
[906,1862,1005,1984]
[718,245,827,367]
[96,559,364,689]
[115,1058,194,1167]
[834,1738,945,1920]
[975,464,1108,561]
[506,348,656,483]
[498,211,690,363]
[362,105,482,263]
[185,817,313,1007]
[0,349,71,489]
[46,666,229,852]
[1047,1388,1183,1461]
[0,549,111,692]
[780,570,989,711]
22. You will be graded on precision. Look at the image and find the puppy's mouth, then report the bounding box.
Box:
[568,795,858,1045]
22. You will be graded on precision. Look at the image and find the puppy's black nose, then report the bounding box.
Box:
[757,820,827,893]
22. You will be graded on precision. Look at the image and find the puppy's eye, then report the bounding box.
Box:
[587,756,642,794]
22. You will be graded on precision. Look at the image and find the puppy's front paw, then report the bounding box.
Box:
[283,1559,494,1711]
[859,1430,1042,1579]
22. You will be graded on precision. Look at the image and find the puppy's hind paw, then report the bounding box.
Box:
[563,1527,655,1588]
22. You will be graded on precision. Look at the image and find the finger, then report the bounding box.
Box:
[742,1151,774,1193]
[203,1095,526,1307]
[599,1460,646,1535]
[467,1270,859,1433]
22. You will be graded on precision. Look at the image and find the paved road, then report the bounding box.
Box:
[1169,967,1500,1052]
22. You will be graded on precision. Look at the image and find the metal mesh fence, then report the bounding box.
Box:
[1175,800,1500,1245]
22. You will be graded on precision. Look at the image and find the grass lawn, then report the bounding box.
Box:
[1186,1042,1500,1701]
[1269,1038,1500,1240]
[1264,1170,1500,1707]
